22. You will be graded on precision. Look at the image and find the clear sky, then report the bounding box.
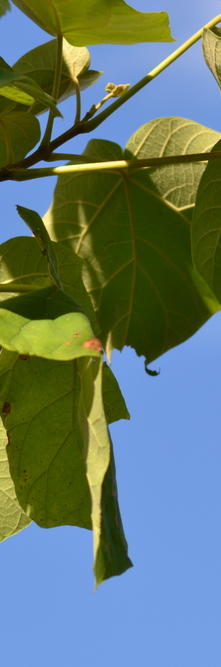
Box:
[1,2,221,666]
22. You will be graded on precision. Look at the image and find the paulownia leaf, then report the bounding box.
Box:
[0,349,131,584]
[0,57,61,115]
[0,111,40,166]
[0,0,11,17]
[126,117,221,212]
[0,236,99,331]
[191,138,221,303]
[0,416,31,541]
[202,28,221,92]
[11,0,174,46]
[13,39,102,115]
[44,122,220,365]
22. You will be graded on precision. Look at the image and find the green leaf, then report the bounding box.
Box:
[13,39,102,115]
[0,111,40,166]
[0,0,11,17]
[191,138,221,303]
[202,28,221,92]
[0,59,61,115]
[16,206,61,287]
[0,236,99,330]
[0,349,131,583]
[126,117,221,212]
[11,0,174,45]
[44,122,220,365]
[95,434,132,586]
[0,416,31,541]
[0,306,102,360]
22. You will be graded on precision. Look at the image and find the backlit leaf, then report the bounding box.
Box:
[13,39,102,115]
[11,0,174,46]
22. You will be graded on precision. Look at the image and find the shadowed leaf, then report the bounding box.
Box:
[0,416,31,541]
[0,349,131,584]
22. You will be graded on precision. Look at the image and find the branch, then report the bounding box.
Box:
[5,150,221,182]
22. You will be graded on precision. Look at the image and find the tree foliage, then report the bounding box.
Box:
[0,1,221,587]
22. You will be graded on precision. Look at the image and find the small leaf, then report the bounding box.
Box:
[11,0,174,46]
[16,206,61,287]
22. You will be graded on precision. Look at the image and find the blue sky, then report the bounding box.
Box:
[1,2,221,666]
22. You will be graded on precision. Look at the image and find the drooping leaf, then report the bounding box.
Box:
[16,205,61,287]
[11,0,174,46]
[0,0,11,18]
[0,236,99,331]
[0,111,40,166]
[202,28,221,92]
[13,39,102,115]
[0,58,61,115]
[0,349,131,583]
[44,122,220,365]
[95,433,132,586]
[191,138,221,303]
[0,415,31,541]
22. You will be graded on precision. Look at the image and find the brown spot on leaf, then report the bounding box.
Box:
[19,354,29,361]
[83,337,103,352]
[2,402,11,417]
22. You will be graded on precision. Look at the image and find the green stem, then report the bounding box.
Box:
[73,76,81,124]
[7,150,221,181]
[0,284,41,293]
[40,33,63,148]
[85,13,221,132]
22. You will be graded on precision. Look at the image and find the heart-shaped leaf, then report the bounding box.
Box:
[44,120,220,364]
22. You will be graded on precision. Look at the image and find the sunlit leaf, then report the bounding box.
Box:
[11,0,174,45]
[44,121,220,364]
